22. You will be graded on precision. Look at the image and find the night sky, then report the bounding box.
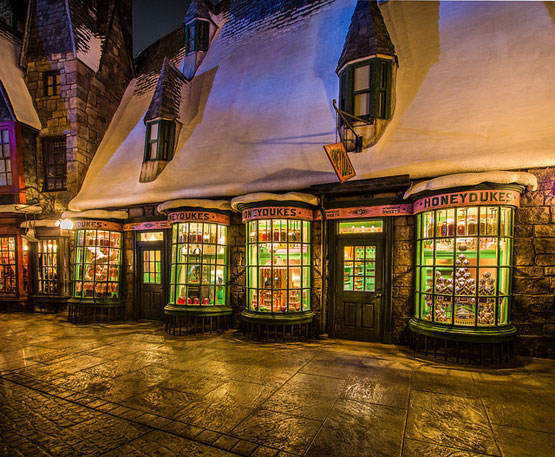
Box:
[133,0,191,56]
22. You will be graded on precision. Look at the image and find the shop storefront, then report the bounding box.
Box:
[407,183,524,361]
[64,211,127,323]
[231,193,317,339]
[158,200,232,334]
[22,220,71,312]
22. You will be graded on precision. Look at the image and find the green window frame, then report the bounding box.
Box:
[144,120,176,162]
[169,221,228,306]
[339,58,393,121]
[415,206,514,328]
[246,219,311,314]
[185,19,209,53]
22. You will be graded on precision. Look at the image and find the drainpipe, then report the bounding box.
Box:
[319,194,328,339]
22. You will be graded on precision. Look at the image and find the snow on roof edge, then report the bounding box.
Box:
[231,192,319,211]
[158,199,233,213]
[62,209,129,220]
[403,171,538,199]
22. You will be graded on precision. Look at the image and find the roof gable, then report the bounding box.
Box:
[144,58,188,123]
[337,0,395,72]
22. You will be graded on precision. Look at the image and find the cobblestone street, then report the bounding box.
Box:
[0,313,553,457]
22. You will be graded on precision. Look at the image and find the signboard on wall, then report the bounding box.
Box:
[73,220,122,231]
[242,206,314,223]
[168,211,230,225]
[413,189,520,214]
[320,204,413,220]
[323,143,356,183]
[123,221,170,231]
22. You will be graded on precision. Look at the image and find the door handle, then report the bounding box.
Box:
[375,293,382,298]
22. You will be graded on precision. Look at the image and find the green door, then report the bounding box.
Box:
[334,238,383,341]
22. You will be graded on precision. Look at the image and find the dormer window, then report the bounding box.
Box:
[185,19,209,53]
[339,58,393,121]
[144,120,176,162]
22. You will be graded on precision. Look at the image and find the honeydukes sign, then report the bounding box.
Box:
[413,189,520,214]
[323,142,356,183]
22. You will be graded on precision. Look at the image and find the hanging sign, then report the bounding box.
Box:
[413,189,520,214]
[242,206,314,223]
[123,221,170,231]
[323,143,356,183]
[317,204,413,220]
[73,220,122,231]
[168,211,230,225]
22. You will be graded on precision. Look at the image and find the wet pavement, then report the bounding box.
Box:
[0,313,554,457]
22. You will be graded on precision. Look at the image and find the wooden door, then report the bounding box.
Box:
[138,244,165,320]
[334,238,383,341]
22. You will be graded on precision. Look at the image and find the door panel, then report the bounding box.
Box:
[334,238,383,341]
[138,244,166,320]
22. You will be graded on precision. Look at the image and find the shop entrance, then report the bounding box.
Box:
[136,231,166,320]
[332,220,385,342]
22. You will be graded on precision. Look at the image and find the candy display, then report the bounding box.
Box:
[417,205,513,328]
[170,220,227,307]
[247,218,310,313]
[73,229,121,299]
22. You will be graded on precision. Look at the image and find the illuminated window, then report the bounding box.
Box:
[170,221,227,306]
[246,219,311,313]
[72,228,122,299]
[0,129,11,186]
[338,219,383,234]
[37,239,58,294]
[416,206,513,327]
[0,236,16,294]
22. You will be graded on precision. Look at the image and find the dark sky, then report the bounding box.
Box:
[133,0,191,56]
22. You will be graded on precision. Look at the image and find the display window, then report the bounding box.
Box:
[246,218,311,313]
[416,205,513,327]
[37,239,58,294]
[0,236,17,294]
[72,223,122,300]
[169,219,228,306]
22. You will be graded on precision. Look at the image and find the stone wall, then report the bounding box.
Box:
[391,216,415,344]
[228,213,246,328]
[23,1,133,214]
[512,167,555,357]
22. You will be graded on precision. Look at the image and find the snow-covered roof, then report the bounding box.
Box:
[404,171,539,199]
[0,30,41,129]
[69,0,555,211]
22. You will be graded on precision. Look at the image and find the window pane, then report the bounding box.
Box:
[149,122,159,140]
[415,207,514,329]
[338,220,383,234]
[354,65,370,91]
[354,93,369,116]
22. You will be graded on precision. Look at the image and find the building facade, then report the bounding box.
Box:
[3,0,554,359]
[0,0,133,311]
